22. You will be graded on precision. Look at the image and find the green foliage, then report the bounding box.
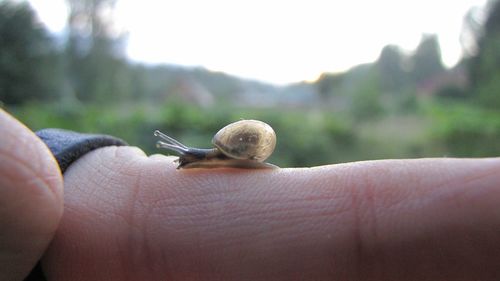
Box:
[434,85,468,100]
[376,45,409,92]
[410,34,445,85]
[316,72,344,98]
[427,102,500,157]
[349,70,384,121]
[316,35,447,118]
[0,1,61,104]
[471,36,500,108]
[67,48,131,102]
[468,0,500,109]
[62,0,131,102]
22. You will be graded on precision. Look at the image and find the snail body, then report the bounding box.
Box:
[155,120,277,169]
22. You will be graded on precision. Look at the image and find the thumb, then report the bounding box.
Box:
[0,109,63,280]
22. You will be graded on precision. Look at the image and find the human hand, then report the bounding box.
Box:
[2,109,500,280]
[43,144,500,279]
[0,109,63,281]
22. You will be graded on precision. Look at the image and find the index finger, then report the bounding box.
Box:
[45,147,500,280]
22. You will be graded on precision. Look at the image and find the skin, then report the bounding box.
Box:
[1,108,500,281]
[0,109,63,281]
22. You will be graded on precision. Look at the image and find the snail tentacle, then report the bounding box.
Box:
[156,141,188,154]
[154,130,188,149]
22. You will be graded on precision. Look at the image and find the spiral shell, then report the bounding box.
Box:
[212,119,276,162]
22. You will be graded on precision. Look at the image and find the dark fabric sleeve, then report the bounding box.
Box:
[23,129,127,281]
[35,128,128,173]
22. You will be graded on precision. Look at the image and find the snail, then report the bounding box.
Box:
[154,119,278,169]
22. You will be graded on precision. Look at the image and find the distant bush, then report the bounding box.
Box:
[428,103,500,157]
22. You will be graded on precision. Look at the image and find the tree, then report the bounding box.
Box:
[467,0,500,108]
[376,45,409,92]
[410,34,445,85]
[316,72,344,100]
[65,0,130,102]
[0,1,61,105]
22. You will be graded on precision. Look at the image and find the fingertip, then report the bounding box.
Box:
[0,109,64,280]
[0,108,64,210]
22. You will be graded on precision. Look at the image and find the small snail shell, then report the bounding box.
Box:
[212,120,276,162]
[154,119,277,169]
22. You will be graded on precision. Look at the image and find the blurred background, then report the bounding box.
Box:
[1,0,499,167]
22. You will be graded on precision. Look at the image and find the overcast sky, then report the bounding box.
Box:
[30,0,487,85]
